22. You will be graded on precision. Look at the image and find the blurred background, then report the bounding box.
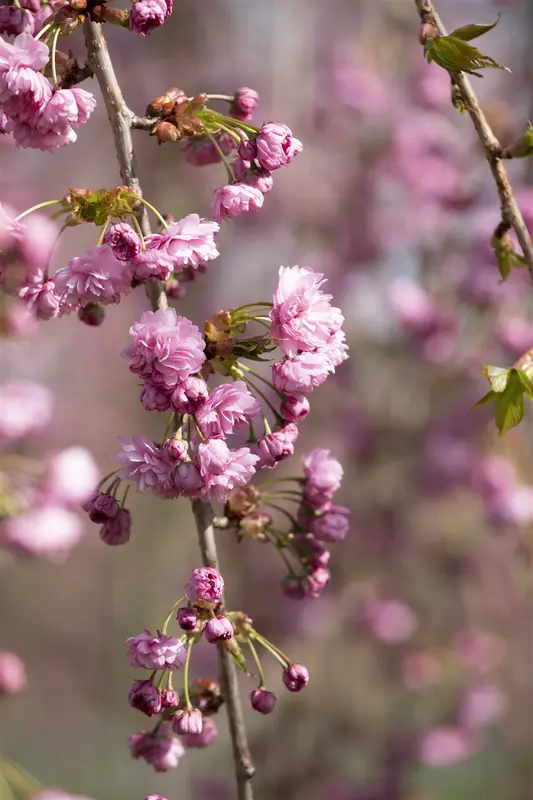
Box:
[2,0,533,798]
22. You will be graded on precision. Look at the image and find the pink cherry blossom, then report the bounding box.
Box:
[272,352,331,394]
[195,381,260,439]
[311,505,350,542]
[256,122,302,171]
[115,435,177,497]
[253,423,299,469]
[19,279,61,320]
[202,446,258,503]
[459,683,507,730]
[185,566,224,604]
[418,726,480,767]
[270,265,344,356]
[303,448,343,508]
[103,222,141,261]
[53,244,133,307]
[42,446,100,506]
[129,724,184,771]
[0,651,27,694]
[131,248,173,282]
[36,88,96,135]
[182,716,218,748]
[126,630,186,670]
[122,308,206,390]
[280,393,310,422]
[211,183,264,223]
[230,87,259,121]
[0,379,53,442]
[140,382,171,412]
[144,214,220,271]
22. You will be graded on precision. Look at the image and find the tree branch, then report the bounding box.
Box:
[83,20,255,798]
[414,0,533,276]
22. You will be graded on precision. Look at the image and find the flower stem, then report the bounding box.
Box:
[246,638,265,686]
[34,21,54,41]
[50,26,60,88]
[135,197,169,230]
[250,632,289,668]
[264,502,298,527]
[182,640,194,710]
[206,132,235,183]
[242,375,282,422]
[161,595,185,635]
[15,200,62,222]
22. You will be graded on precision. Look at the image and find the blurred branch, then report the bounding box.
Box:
[414,0,533,276]
[192,500,256,799]
[83,20,255,799]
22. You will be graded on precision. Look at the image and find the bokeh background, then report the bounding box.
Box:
[2,0,533,798]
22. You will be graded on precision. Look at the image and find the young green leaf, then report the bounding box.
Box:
[449,15,501,42]
[491,230,526,280]
[516,368,533,399]
[482,365,511,393]
[425,35,511,78]
[493,382,524,434]
[476,368,530,434]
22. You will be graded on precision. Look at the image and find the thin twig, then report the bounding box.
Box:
[83,19,167,312]
[192,499,256,799]
[414,0,533,276]
[83,19,255,798]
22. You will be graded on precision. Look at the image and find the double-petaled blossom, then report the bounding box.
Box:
[131,248,174,282]
[172,709,203,735]
[129,0,172,36]
[170,376,209,414]
[182,716,218,748]
[194,440,259,502]
[272,351,331,394]
[129,724,185,771]
[144,214,220,271]
[53,245,133,308]
[36,88,96,136]
[104,223,142,262]
[255,122,302,171]
[128,679,163,716]
[211,182,264,223]
[19,279,61,320]
[270,266,344,355]
[195,381,260,439]
[115,436,178,497]
[280,393,310,422]
[126,630,186,670]
[122,308,206,390]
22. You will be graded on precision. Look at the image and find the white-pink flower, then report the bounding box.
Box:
[1,506,84,562]
[54,244,133,307]
[126,630,186,670]
[144,213,220,271]
[270,266,344,356]
[42,447,100,506]
[0,379,53,442]
[115,435,178,497]
[195,381,261,439]
[122,308,206,390]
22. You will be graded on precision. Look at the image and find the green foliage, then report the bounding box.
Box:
[424,16,510,78]
[491,230,526,280]
[477,366,533,434]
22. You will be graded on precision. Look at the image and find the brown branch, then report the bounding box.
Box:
[83,19,255,798]
[192,499,255,799]
[414,0,533,277]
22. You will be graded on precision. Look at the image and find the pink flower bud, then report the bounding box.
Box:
[231,87,259,122]
[140,382,171,412]
[99,507,132,546]
[182,716,218,748]
[170,377,209,414]
[238,139,257,161]
[210,183,264,223]
[256,122,302,171]
[250,688,277,714]
[78,304,105,326]
[281,575,306,600]
[165,278,186,299]
[130,0,169,35]
[104,223,142,261]
[304,566,331,598]
[0,651,27,695]
[88,493,119,523]
[128,679,163,716]
[280,393,310,422]
[311,505,350,542]
[247,168,274,195]
[172,708,203,735]
[185,567,224,605]
[253,423,299,469]
[162,438,188,462]
[177,607,198,631]
[203,615,234,643]
[282,663,309,692]
[162,689,179,708]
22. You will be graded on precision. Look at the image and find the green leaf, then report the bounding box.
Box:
[425,35,511,77]
[516,368,533,399]
[475,390,497,407]
[482,365,511,393]
[449,15,501,42]
[493,384,524,434]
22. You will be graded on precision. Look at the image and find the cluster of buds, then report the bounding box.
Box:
[0,379,99,560]
[226,448,348,600]
[126,567,309,771]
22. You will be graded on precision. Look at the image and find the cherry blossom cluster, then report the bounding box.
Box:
[0,0,53,38]
[0,193,220,324]
[0,32,95,149]
[79,264,347,531]
[0,379,99,561]
[225,448,348,600]
[125,567,309,772]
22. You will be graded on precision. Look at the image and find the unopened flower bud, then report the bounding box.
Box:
[154,121,180,144]
[88,492,119,523]
[282,663,309,692]
[203,615,234,643]
[239,511,272,537]
[280,393,310,422]
[225,485,261,517]
[146,87,186,116]
[78,303,105,326]
[190,678,224,716]
[177,607,198,631]
[182,715,218,748]
[162,689,179,708]
[247,168,274,195]
[165,278,186,299]
[281,575,306,600]
[128,679,163,716]
[250,688,277,714]
[162,438,188,462]
[100,507,132,546]
[170,377,209,414]
[238,139,257,161]
[231,87,259,122]
[185,567,224,605]
[172,708,203,735]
